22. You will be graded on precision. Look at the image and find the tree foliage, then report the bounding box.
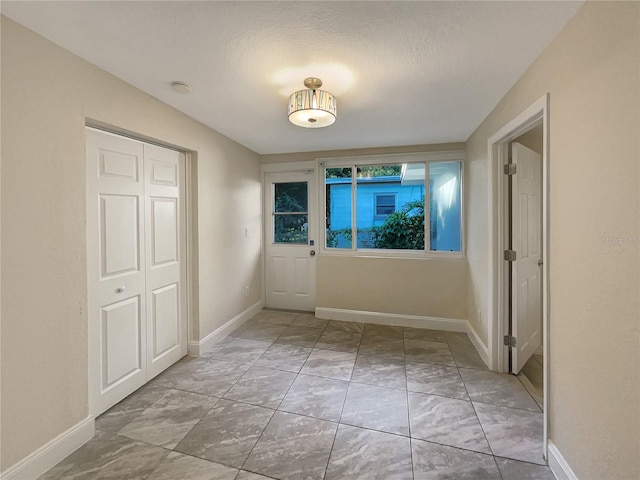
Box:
[373,199,424,250]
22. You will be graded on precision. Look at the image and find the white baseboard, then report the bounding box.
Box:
[1,416,94,480]
[315,307,468,332]
[188,299,264,356]
[466,322,490,368]
[548,441,579,480]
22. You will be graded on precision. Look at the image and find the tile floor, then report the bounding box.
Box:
[40,310,555,480]
[520,354,544,410]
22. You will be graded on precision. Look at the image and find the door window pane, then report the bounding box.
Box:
[274,214,308,244]
[275,182,307,212]
[273,181,308,244]
[429,162,462,252]
[325,167,352,248]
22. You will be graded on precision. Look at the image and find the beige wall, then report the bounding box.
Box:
[318,256,467,319]
[466,2,639,478]
[0,17,261,470]
[262,143,468,321]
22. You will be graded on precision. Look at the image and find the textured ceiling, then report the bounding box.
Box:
[1,1,583,154]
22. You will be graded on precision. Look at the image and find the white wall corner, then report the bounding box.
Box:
[548,441,579,480]
[188,299,264,356]
[315,307,468,332]
[1,416,94,480]
[465,321,491,369]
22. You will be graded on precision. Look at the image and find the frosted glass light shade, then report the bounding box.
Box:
[288,88,337,128]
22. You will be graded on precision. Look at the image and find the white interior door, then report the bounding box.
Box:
[511,142,542,373]
[265,171,316,311]
[87,129,147,414]
[87,128,187,415]
[144,143,187,379]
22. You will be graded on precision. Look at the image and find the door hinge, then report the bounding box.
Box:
[504,249,517,261]
[504,163,517,175]
[504,335,517,348]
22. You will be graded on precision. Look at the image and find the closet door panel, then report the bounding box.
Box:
[144,143,187,379]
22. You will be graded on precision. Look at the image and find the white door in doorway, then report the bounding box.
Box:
[511,142,542,373]
[264,171,316,311]
[86,128,187,415]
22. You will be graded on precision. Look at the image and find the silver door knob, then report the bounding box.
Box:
[115,286,126,293]
[538,260,543,267]
[310,250,316,256]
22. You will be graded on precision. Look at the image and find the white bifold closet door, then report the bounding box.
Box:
[86,128,187,416]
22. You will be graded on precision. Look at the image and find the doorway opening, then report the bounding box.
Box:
[487,94,550,458]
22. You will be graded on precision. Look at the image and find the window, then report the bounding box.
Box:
[323,154,463,254]
[375,194,396,217]
[273,181,308,244]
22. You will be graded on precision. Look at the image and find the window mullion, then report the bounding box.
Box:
[351,165,357,251]
[425,161,430,252]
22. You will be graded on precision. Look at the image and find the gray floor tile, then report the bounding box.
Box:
[300,348,357,381]
[146,452,238,480]
[408,392,490,454]
[38,430,169,480]
[175,399,274,468]
[152,359,251,398]
[405,339,456,366]
[495,457,555,480]
[447,333,488,370]
[351,354,406,389]
[235,472,274,480]
[325,424,413,480]
[230,322,288,343]
[148,356,210,387]
[275,325,324,347]
[460,368,540,411]
[404,327,448,343]
[358,339,405,359]
[243,411,337,480]
[474,402,545,465]
[205,338,271,365]
[412,439,502,480]
[95,384,168,433]
[279,374,349,422]
[253,343,312,373]
[362,323,404,339]
[325,320,364,334]
[292,313,329,328]
[341,383,409,435]
[253,310,298,325]
[406,362,468,400]
[223,366,296,408]
[521,354,544,394]
[41,310,547,480]
[118,389,218,449]
[316,330,362,353]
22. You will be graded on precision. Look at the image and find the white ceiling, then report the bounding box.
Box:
[1,1,582,155]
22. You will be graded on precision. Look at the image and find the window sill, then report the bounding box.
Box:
[318,248,466,260]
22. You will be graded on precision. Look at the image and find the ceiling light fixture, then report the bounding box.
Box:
[288,77,337,128]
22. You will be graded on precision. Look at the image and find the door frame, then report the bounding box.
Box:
[261,160,318,311]
[85,124,195,417]
[487,93,550,456]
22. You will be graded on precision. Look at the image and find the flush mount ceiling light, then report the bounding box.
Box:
[288,77,337,128]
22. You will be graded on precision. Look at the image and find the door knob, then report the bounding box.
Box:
[537,260,543,267]
[310,250,316,256]
[115,286,126,294]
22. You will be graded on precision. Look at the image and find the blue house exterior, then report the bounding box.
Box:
[326,163,461,251]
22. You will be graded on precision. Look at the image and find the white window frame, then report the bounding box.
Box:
[318,151,465,258]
